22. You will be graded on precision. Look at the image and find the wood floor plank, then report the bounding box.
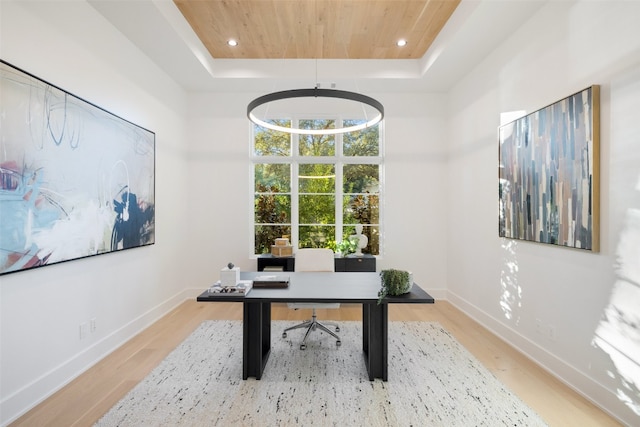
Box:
[9,299,621,426]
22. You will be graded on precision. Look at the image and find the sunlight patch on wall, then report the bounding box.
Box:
[593,208,640,416]
[500,110,527,126]
[498,111,525,323]
[500,238,521,323]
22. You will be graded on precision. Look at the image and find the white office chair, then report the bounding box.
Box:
[282,248,341,350]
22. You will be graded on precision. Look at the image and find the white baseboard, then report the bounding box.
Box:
[445,290,633,426]
[1,289,193,427]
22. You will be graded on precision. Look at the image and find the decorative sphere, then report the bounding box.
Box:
[227,262,234,269]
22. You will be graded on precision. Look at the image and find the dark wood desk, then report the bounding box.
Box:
[197,272,434,381]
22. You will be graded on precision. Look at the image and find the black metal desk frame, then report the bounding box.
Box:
[197,272,434,381]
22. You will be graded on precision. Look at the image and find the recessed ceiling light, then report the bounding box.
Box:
[396,39,407,47]
[227,39,238,47]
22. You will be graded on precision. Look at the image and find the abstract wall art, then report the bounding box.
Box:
[0,60,155,275]
[499,86,600,251]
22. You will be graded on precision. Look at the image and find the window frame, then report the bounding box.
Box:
[251,116,383,256]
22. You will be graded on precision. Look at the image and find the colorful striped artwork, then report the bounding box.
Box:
[499,86,600,251]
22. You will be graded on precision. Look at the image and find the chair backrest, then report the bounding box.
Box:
[294,248,335,272]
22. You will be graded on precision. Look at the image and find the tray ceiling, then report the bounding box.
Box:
[174,0,461,59]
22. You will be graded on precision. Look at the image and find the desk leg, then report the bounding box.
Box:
[243,301,271,380]
[362,303,388,381]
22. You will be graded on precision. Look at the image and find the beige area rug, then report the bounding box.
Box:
[95,320,547,426]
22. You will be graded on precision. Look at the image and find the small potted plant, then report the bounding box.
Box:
[378,269,413,304]
[335,238,358,257]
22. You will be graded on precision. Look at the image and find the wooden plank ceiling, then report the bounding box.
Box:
[174,0,461,59]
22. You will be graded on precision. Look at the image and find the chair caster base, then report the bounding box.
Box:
[336,340,341,346]
[300,344,307,350]
[282,332,287,338]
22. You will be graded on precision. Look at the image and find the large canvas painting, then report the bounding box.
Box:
[0,60,155,275]
[499,86,600,251]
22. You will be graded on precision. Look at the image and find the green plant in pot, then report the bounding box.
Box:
[335,238,358,257]
[378,269,413,304]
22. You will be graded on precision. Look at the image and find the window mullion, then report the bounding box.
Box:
[336,158,343,244]
[335,125,343,244]
[291,129,299,249]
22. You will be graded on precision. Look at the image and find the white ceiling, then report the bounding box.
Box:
[88,0,546,93]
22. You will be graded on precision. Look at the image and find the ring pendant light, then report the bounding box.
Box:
[247,87,384,136]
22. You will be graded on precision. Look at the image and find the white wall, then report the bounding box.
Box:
[184,91,450,297]
[446,1,640,425]
[0,2,190,424]
[377,92,448,290]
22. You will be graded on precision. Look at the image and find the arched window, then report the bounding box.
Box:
[252,117,383,255]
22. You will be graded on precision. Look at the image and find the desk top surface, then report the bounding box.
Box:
[197,272,434,304]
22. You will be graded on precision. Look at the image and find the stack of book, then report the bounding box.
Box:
[271,237,293,257]
[252,275,290,288]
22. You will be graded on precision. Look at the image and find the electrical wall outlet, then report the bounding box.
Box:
[535,318,542,334]
[90,318,97,333]
[79,322,88,340]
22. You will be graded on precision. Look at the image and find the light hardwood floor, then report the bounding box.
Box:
[11,300,621,426]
